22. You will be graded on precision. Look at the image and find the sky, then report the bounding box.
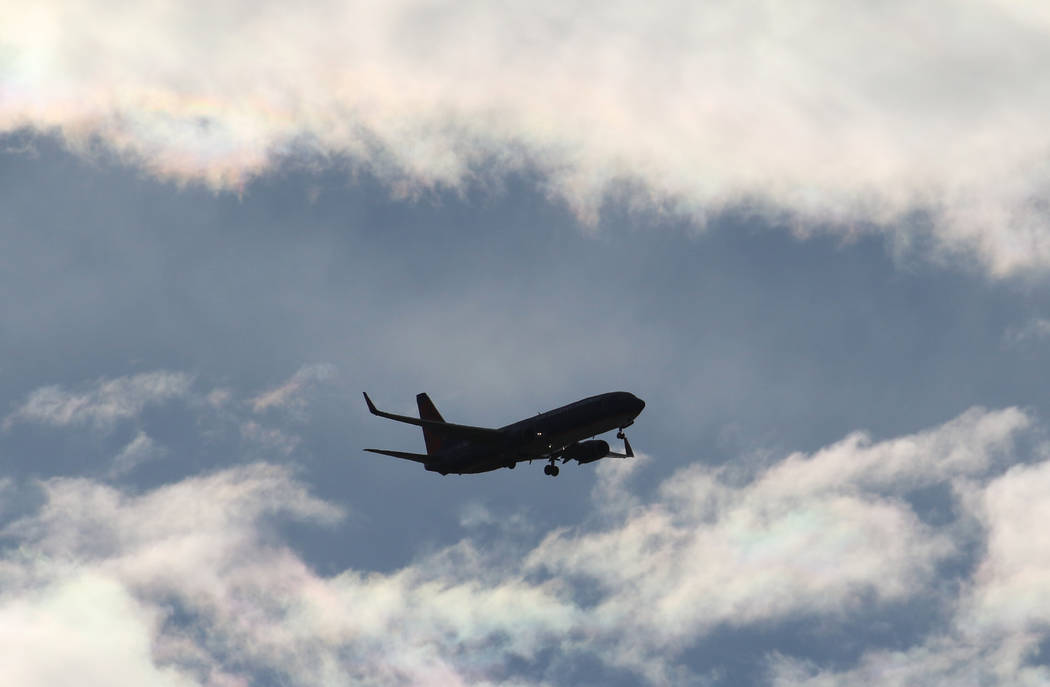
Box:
[4,2,1050,685]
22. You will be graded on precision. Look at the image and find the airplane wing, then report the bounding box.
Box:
[606,435,634,458]
[363,393,503,443]
[554,435,634,462]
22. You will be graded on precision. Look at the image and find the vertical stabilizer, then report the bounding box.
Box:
[416,393,446,455]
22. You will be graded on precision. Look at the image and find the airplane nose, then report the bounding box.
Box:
[634,397,646,415]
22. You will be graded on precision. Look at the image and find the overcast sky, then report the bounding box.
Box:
[4,2,1050,686]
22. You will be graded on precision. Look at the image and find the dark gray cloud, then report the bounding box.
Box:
[4,134,1050,684]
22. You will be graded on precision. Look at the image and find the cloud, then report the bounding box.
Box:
[238,420,300,457]
[0,464,342,687]
[801,459,1050,686]
[0,464,558,687]
[0,572,201,687]
[967,459,1050,634]
[2,406,1045,685]
[3,371,192,431]
[3,369,335,476]
[762,439,1050,687]
[250,364,335,414]
[4,1,1050,275]
[109,431,166,477]
[1004,318,1050,348]
[751,406,1030,496]
[523,407,1029,680]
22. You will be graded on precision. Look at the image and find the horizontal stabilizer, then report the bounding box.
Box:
[364,448,430,463]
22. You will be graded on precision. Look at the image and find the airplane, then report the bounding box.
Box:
[362,391,645,477]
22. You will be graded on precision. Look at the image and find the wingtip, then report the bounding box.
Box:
[363,392,378,415]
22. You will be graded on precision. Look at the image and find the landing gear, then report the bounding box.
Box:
[543,463,560,477]
[616,429,634,458]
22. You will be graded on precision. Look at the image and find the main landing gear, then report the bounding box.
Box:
[543,461,560,477]
[616,429,634,458]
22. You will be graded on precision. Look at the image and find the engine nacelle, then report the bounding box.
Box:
[563,440,610,464]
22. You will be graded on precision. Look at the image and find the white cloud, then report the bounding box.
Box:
[0,572,200,687]
[458,501,534,538]
[4,1,1050,274]
[0,478,18,520]
[3,371,192,431]
[751,406,1030,498]
[767,437,1050,687]
[205,388,233,409]
[3,370,330,470]
[1004,318,1050,348]
[1,407,1044,685]
[239,420,300,456]
[0,464,560,687]
[523,408,1029,679]
[250,363,335,414]
[769,625,1050,687]
[109,431,166,477]
[967,459,1050,634]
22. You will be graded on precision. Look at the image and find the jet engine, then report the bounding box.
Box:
[563,440,610,464]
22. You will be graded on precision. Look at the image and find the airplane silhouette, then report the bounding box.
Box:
[363,391,645,476]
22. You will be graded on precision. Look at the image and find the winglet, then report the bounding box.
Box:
[363,391,431,426]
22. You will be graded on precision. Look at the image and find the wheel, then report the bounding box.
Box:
[543,464,552,475]
[507,462,515,469]
[551,465,560,477]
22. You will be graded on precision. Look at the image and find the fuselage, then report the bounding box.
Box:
[425,391,645,474]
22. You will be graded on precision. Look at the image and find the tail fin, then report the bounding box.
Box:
[416,393,447,455]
